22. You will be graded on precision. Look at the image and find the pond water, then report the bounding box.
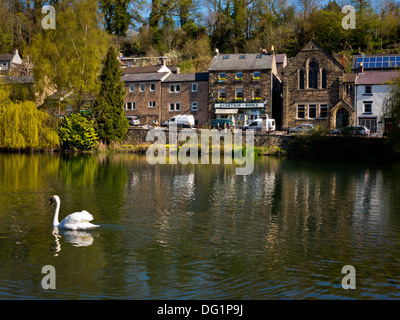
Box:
[0,153,400,299]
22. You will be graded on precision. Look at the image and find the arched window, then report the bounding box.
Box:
[321,69,327,89]
[299,70,305,89]
[308,59,319,89]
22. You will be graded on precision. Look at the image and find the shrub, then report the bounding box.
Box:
[59,113,98,150]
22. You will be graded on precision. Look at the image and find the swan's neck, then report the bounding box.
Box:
[52,199,60,227]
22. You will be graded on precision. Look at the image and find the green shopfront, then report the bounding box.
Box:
[214,102,265,127]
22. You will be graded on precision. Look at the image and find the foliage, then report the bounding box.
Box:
[384,75,400,154]
[59,113,98,151]
[30,0,110,108]
[93,46,129,143]
[0,84,60,151]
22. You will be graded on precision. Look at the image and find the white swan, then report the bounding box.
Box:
[49,195,99,230]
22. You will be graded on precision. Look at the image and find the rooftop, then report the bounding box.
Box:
[163,73,209,82]
[352,54,400,71]
[209,53,274,71]
[355,71,399,85]
[122,72,170,82]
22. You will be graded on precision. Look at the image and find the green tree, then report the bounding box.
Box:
[0,83,60,151]
[59,113,98,150]
[384,76,400,153]
[30,0,110,109]
[93,46,128,143]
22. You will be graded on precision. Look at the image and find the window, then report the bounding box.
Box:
[308,59,319,89]
[359,118,377,133]
[150,83,156,92]
[223,55,229,59]
[140,83,145,92]
[218,89,226,101]
[149,101,156,108]
[253,88,261,101]
[239,55,246,59]
[126,102,136,110]
[236,72,243,80]
[320,105,328,119]
[218,73,226,81]
[192,83,198,92]
[308,104,317,118]
[297,105,305,119]
[299,70,305,89]
[363,101,372,114]
[169,103,181,111]
[256,54,262,59]
[253,71,261,80]
[235,88,243,101]
[191,102,198,111]
[364,85,372,94]
[169,84,181,93]
[346,84,353,95]
[321,69,327,89]
[129,84,135,92]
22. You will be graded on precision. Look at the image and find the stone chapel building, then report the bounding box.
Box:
[281,39,356,130]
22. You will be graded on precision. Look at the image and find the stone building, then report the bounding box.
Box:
[123,65,209,126]
[161,73,209,126]
[208,50,281,127]
[282,39,356,130]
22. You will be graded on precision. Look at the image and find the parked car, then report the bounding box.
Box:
[332,125,370,136]
[162,114,195,128]
[243,118,276,132]
[126,115,140,126]
[289,124,314,133]
[209,119,234,129]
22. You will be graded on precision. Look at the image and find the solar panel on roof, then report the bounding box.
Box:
[383,62,389,67]
[369,57,375,63]
[383,57,389,62]
[370,63,375,68]
[364,63,370,68]
[390,57,396,61]
[376,62,382,67]
[377,57,382,62]
[356,58,362,63]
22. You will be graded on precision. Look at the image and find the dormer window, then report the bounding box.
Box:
[239,55,246,59]
[256,54,262,59]
[223,55,229,59]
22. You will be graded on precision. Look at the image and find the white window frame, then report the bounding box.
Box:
[129,84,135,92]
[363,101,373,114]
[319,104,328,119]
[140,83,145,92]
[297,105,306,119]
[169,84,181,93]
[308,104,317,119]
[192,83,198,92]
[169,103,181,111]
[149,101,156,108]
[126,102,136,110]
[191,102,198,111]
[364,85,372,95]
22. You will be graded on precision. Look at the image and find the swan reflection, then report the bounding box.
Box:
[52,227,95,255]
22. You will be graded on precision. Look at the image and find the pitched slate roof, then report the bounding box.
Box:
[0,53,14,61]
[163,73,209,82]
[355,71,399,85]
[122,72,170,82]
[123,65,170,74]
[209,53,274,71]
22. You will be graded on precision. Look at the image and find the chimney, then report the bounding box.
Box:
[14,48,18,56]
[340,54,346,69]
[160,57,167,66]
[214,48,219,56]
[270,45,275,54]
[357,62,364,74]
[261,49,268,55]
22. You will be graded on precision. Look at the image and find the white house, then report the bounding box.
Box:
[355,70,399,134]
[0,49,23,72]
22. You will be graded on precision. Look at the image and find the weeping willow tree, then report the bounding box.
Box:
[0,84,60,151]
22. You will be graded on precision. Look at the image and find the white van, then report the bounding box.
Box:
[162,115,195,128]
[243,118,276,132]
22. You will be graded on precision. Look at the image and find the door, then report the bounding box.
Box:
[336,108,349,128]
